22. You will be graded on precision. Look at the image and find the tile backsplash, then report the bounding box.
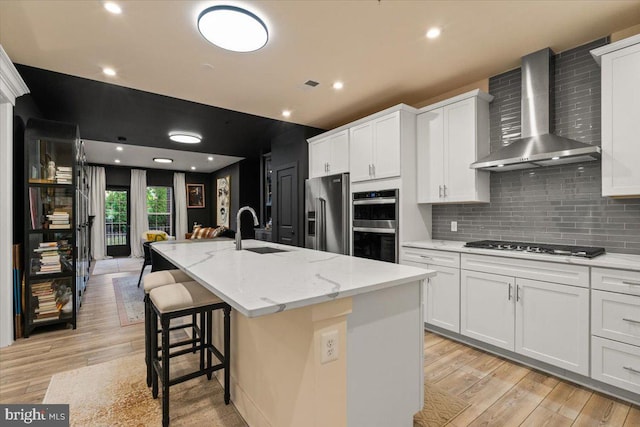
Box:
[432,38,640,255]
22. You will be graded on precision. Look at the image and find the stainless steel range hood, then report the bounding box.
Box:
[471,48,601,172]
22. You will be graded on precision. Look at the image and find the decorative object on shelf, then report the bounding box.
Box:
[216,176,230,227]
[47,160,56,181]
[186,183,205,208]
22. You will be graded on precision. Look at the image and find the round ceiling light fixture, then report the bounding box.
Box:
[197,5,269,52]
[169,132,202,144]
[153,158,173,164]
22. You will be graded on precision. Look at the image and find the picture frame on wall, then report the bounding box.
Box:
[186,183,205,208]
[216,176,230,228]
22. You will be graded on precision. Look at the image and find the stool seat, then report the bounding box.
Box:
[150,281,223,313]
[143,270,193,293]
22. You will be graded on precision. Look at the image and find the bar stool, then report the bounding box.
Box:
[149,281,231,427]
[143,270,194,387]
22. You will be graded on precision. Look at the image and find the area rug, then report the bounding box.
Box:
[112,276,145,326]
[414,382,470,427]
[43,353,247,427]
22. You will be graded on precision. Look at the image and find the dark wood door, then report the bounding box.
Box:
[274,164,297,246]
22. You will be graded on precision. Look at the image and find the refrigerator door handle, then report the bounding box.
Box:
[317,197,327,252]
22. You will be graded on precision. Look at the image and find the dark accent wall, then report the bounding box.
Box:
[432,38,640,255]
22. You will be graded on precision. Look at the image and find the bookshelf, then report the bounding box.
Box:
[23,118,87,337]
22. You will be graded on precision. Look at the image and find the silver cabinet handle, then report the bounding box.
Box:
[443,184,447,197]
[516,285,521,302]
[368,164,372,176]
[372,164,375,176]
[623,281,640,286]
[623,318,640,324]
[419,255,432,260]
[508,283,512,301]
[624,366,640,374]
[439,185,443,197]
[327,162,330,173]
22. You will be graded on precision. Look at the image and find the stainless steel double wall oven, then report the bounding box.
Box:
[352,189,399,263]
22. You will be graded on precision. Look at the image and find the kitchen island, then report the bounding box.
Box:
[152,239,435,427]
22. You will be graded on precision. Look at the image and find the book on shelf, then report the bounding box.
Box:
[48,224,71,230]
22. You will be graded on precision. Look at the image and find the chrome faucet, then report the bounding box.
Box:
[235,206,259,250]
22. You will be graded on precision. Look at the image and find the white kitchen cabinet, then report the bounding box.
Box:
[461,257,589,375]
[417,90,493,203]
[592,336,640,395]
[460,269,514,350]
[349,112,401,182]
[515,278,589,375]
[401,247,460,333]
[592,34,640,197]
[309,130,349,178]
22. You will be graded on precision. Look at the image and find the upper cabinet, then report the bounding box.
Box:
[349,112,401,182]
[417,90,493,204]
[591,35,640,197]
[309,130,349,178]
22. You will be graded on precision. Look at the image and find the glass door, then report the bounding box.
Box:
[105,188,130,257]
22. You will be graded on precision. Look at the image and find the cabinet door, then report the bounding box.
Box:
[349,122,373,182]
[461,270,514,350]
[426,265,460,333]
[416,109,444,203]
[444,98,477,202]
[515,278,589,375]
[601,42,640,196]
[309,139,330,178]
[372,112,401,180]
[328,130,349,175]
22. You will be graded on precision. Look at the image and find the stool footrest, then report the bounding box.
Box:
[168,363,224,387]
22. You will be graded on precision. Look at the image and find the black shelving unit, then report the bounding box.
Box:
[23,118,86,337]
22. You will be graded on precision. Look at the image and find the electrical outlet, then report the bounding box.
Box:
[321,330,339,364]
[451,221,458,232]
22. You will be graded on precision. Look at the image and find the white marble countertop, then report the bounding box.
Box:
[152,239,434,317]
[401,240,640,272]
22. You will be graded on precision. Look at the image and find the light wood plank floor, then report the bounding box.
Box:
[1,263,639,426]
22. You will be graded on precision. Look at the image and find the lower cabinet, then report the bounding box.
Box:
[461,270,589,375]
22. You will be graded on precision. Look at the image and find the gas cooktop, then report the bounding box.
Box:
[464,240,605,258]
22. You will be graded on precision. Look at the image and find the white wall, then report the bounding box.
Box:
[0,44,29,347]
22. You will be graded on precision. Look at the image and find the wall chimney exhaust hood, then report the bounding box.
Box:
[471,48,601,172]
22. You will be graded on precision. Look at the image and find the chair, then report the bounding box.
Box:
[137,230,170,288]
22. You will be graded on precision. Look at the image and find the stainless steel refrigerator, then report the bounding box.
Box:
[304,173,350,255]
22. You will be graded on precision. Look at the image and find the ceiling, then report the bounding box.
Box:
[1,1,640,144]
[82,139,243,173]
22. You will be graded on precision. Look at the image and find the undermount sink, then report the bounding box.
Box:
[244,247,289,254]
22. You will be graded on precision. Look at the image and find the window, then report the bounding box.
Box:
[105,189,128,247]
[147,186,173,235]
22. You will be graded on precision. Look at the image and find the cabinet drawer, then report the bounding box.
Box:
[592,267,640,296]
[592,290,640,347]
[401,247,460,268]
[461,253,589,288]
[592,336,640,395]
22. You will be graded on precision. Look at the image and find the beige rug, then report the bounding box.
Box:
[43,353,247,427]
[112,276,145,326]
[414,382,470,427]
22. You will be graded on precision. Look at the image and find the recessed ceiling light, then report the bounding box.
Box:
[169,132,201,144]
[191,166,196,170]
[282,110,291,118]
[333,81,344,90]
[426,27,441,39]
[197,5,269,53]
[153,158,173,164]
[207,156,214,161]
[114,159,121,163]
[103,67,116,77]
[116,146,123,151]
[104,2,122,14]
[497,164,504,168]
[552,156,560,160]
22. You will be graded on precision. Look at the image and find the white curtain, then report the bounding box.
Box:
[88,166,107,260]
[173,172,188,240]
[130,169,148,257]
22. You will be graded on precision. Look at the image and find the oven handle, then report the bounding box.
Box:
[353,198,397,205]
[353,227,396,234]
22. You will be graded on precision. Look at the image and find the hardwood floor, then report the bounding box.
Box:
[1,263,639,426]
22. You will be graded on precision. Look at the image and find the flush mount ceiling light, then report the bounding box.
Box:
[426,27,441,39]
[153,158,173,164]
[197,5,269,52]
[169,132,202,144]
